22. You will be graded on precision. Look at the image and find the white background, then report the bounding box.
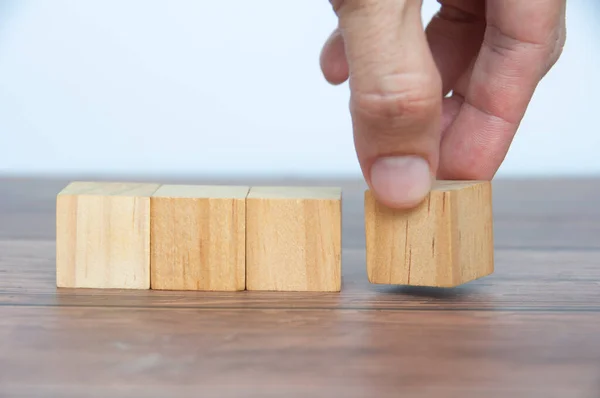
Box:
[0,0,598,178]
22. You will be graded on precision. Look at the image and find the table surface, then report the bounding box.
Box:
[1,176,600,398]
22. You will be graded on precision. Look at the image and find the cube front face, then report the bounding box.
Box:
[150,187,247,291]
[365,190,454,286]
[365,181,494,288]
[56,182,159,289]
[246,187,342,292]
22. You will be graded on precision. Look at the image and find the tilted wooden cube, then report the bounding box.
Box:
[150,184,248,291]
[246,186,342,292]
[56,181,160,289]
[365,180,494,288]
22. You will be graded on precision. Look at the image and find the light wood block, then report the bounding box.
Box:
[150,184,248,291]
[246,186,342,292]
[56,181,160,289]
[365,180,494,288]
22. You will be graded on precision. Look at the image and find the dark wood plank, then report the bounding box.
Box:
[1,307,599,398]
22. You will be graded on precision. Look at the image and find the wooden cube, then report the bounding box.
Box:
[246,186,342,292]
[365,180,494,288]
[150,184,248,291]
[56,181,160,289]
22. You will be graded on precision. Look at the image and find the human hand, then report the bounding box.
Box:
[320,0,566,208]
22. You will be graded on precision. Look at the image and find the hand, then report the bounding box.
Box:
[320,0,566,208]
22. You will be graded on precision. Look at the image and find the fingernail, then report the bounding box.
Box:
[370,156,432,208]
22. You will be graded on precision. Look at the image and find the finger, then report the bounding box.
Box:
[335,0,442,208]
[320,28,350,85]
[438,0,567,179]
[425,0,485,95]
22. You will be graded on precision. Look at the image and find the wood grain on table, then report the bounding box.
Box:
[1,176,600,398]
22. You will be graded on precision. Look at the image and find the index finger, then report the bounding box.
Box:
[438,0,566,179]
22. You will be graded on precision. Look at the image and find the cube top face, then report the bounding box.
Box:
[247,186,341,201]
[246,186,342,292]
[431,180,487,191]
[152,184,249,200]
[58,181,160,197]
[365,180,493,288]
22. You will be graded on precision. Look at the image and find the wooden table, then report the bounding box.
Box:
[1,176,599,397]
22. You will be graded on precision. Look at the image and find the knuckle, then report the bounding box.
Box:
[351,75,441,125]
[548,27,566,65]
[329,0,344,13]
[330,0,369,14]
[540,24,566,77]
[484,22,566,80]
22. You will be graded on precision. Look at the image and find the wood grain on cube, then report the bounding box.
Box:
[365,180,494,288]
[150,185,248,291]
[246,186,342,292]
[56,181,160,289]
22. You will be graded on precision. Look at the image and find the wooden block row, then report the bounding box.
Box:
[56,179,494,291]
[56,182,342,292]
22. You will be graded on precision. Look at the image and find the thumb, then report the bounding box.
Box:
[334,0,442,208]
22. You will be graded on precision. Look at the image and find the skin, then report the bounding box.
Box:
[320,0,567,209]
